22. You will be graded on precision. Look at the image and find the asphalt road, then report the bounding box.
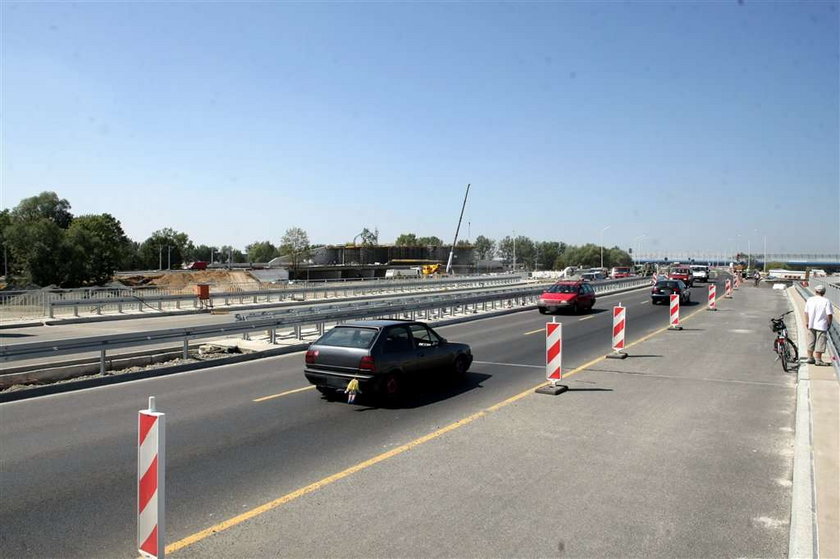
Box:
[1,276,794,557]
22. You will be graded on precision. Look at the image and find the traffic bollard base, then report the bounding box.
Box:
[536,383,569,395]
[707,307,717,311]
[605,351,628,359]
[668,325,683,330]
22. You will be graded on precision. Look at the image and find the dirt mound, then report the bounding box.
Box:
[117,270,262,292]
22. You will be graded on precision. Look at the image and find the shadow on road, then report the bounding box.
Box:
[332,371,494,410]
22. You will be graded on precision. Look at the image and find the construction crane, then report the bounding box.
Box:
[445,184,470,274]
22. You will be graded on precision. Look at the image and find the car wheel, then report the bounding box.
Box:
[452,355,470,376]
[380,373,404,401]
[538,307,548,314]
[572,302,580,314]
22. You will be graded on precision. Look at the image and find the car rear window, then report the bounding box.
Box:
[656,281,681,289]
[546,284,578,293]
[673,268,690,274]
[315,327,377,349]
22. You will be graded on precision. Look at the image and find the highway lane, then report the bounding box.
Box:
[0,278,737,557]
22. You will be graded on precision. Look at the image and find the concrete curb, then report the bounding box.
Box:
[787,287,818,559]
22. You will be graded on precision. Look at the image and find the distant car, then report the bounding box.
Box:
[651,279,691,305]
[690,265,710,283]
[304,320,473,402]
[538,280,596,314]
[580,271,606,282]
[610,266,632,279]
[668,267,694,287]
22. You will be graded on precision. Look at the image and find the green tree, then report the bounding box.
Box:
[359,227,379,246]
[64,214,132,285]
[606,247,633,268]
[473,235,495,260]
[218,245,247,264]
[0,209,11,277]
[11,191,73,229]
[192,244,219,263]
[138,228,194,270]
[417,236,443,246]
[535,241,564,270]
[279,227,310,272]
[4,218,66,285]
[555,244,602,269]
[395,233,419,246]
[246,241,278,263]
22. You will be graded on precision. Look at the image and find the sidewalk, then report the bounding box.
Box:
[176,282,838,558]
[787,284,839,558]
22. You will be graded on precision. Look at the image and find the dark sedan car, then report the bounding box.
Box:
[304,320,473,402]
[651,279,691,305]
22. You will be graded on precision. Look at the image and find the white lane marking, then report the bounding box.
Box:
[473,360,543,369]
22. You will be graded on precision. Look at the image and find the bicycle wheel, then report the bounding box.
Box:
[780,338,799,372]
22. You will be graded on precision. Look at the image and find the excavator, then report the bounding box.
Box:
[421,264,441,276]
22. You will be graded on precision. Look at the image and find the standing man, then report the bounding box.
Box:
[804,285,833,366]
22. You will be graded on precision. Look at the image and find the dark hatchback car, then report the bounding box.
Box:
[651,279,691,305]
[304,320,473,401]
[538,280,596,314]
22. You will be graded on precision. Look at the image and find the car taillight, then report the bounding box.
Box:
[305,349,318,364]
[653,288,660,293]
[359,355,376,372]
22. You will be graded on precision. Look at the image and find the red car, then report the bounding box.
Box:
[668,267,694,287]
[610,266,632,279]
[538,280,597,314]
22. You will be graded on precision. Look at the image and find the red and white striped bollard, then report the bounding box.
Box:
[138,396,165,559]
[668,294,683,330]
[606,304,628,358]
[707,284,717,311]
[725,279,732,298]
[536,319,569,394]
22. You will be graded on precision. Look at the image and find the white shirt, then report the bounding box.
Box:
[804,295,833,331]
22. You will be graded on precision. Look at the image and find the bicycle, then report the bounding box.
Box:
[770,311,799,372]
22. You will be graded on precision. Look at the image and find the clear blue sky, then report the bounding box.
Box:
[2,1,838,258]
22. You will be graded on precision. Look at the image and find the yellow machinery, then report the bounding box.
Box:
[421,264,441,276]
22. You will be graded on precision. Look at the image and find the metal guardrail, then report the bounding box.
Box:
[41,274,526,318]
[0,277,652,372]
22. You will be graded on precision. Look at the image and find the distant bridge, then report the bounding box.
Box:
[636,253,840,271]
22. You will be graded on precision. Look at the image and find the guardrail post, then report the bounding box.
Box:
[183,339,189,359]
[96,304,102,315]
[118,302,123,313]
[157,301,162,311]
[73,304,79,317]
[49,303,55,318]
[294,325,302,340]
[175,300,180,309]
[269,328,276,344]
[100,348,107,375]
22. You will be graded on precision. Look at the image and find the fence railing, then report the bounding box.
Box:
[0,274,528,320]
[0,277,652,372]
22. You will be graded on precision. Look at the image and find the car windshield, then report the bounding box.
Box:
[546,284,578,294]
[315,327,377,349]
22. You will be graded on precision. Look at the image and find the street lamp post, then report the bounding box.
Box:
[763,235,767,272]
[633,234,646,268]
[600,225,611,269]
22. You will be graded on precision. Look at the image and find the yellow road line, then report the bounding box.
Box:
[578,315,594,321]
[167,294,727,554]
[253,386,314,402]
[523,328,544,335]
